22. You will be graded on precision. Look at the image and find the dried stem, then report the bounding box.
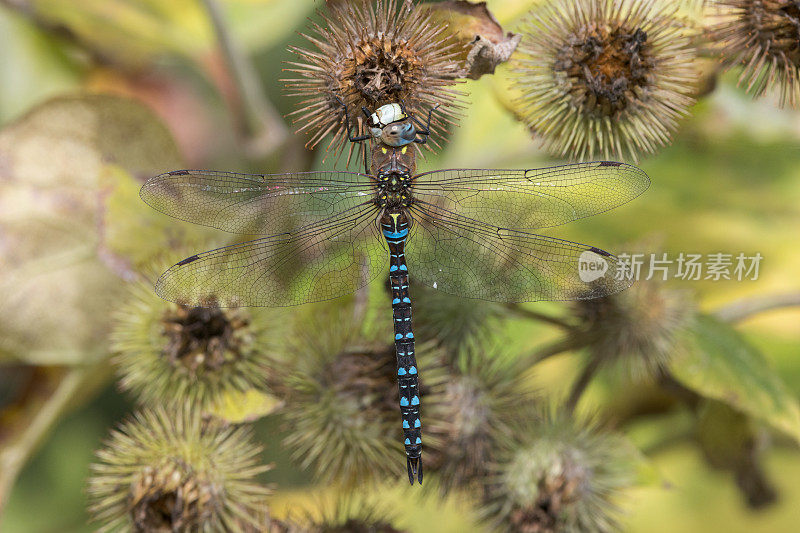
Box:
[200,0,287,155]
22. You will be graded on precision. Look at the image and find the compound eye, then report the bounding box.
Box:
[400,122,417,141]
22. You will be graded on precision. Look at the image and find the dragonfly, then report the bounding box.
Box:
[140,100,649,485]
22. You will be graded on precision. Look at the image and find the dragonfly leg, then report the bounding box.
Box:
[334,96,372,143]
[398,98,410,117]
[361,106,374,122]
[412,103,440,145]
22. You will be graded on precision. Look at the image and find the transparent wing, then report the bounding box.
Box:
[155,203,386,307]
[140,170,375,235]
[406,200,632,303]
[411,161,649,230]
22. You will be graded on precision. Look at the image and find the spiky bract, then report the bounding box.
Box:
[710,0,800,108]
[514,0,697,161]
[284,0,464,160]
[482,412,636,533]
[572,277,692,378]
[112,278,277,411]
[426,350,535,491]
[276,302,444,485]
[87,405,270,532]
[297,495,404,533]
[281,344,402,485]
[413,284,506,360]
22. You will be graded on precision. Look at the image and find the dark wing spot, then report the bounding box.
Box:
[177,254,201,266]
[598,161,622,167]
[168,170,191,176]
[588,246,612,257]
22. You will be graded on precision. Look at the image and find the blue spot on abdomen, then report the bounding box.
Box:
[382,228,409,239]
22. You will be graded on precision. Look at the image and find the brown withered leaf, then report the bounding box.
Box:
[0,95,182,364]
[423,0,521,79]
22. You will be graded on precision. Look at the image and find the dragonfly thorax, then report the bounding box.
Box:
[372,144,415,209]
[376,169,413,208]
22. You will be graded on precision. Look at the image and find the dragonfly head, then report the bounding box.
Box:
[368,103,416,147]
[379,121,416,147]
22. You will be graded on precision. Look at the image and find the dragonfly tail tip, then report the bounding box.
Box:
[407,456,422,485]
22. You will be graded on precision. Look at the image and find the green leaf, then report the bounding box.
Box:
[694,399,778,508]
[222,0,314,52]
[206,388,283,424]
[0,8,83,123]
[27,0,309,68]
[632,445,669,488]
[695,399,755,469]
[668,314,800,443]
[31,0,211,67]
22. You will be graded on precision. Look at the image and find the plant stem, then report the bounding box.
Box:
[505,303,575,330]
[639,430,692,456]
[0,367,98,514]
[714,292,800,323]
[200,0,287,155]
[522,334,590,367]
[565,354,602,413]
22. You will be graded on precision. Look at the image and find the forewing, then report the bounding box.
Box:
[140,170,375,234]
[155,204,386,307]
[406,201,632,303]
[411,161,649,230]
